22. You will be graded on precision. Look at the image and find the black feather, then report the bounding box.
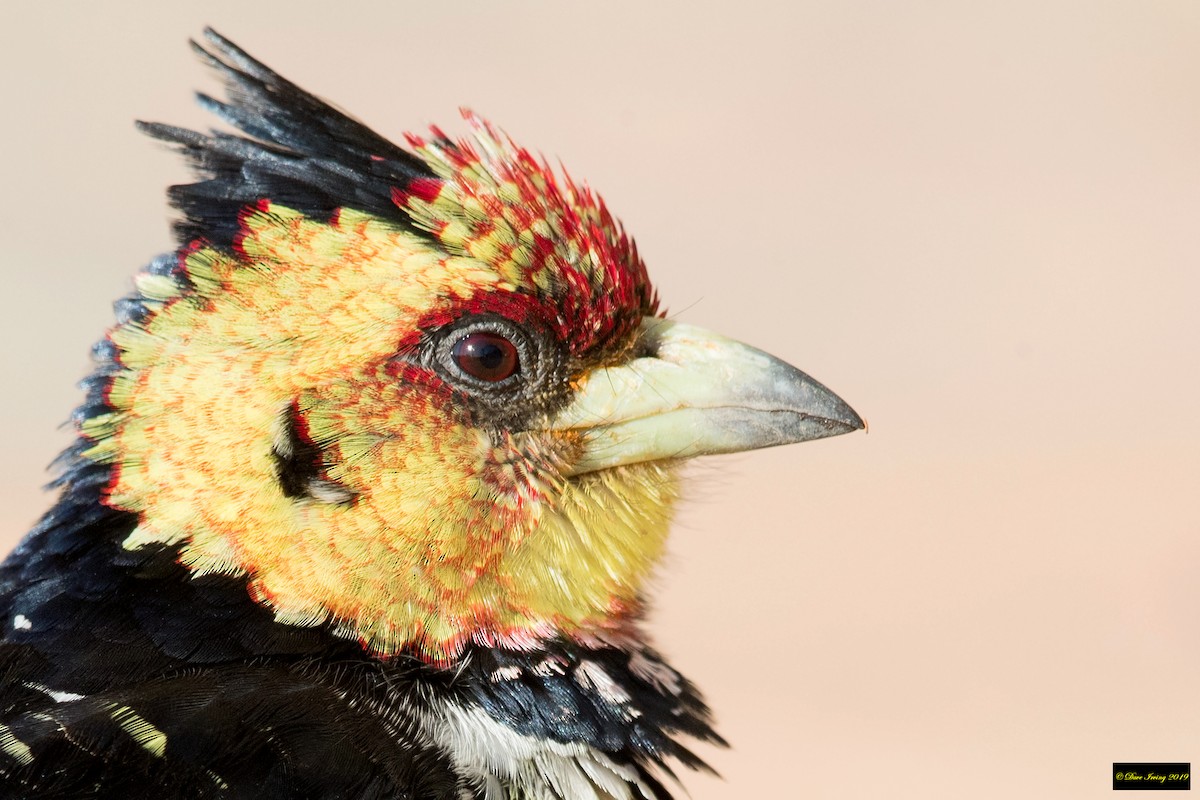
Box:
[0,30,721,798]
[139,28,437,250]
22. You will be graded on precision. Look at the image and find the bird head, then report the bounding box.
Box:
[79,31,863,665]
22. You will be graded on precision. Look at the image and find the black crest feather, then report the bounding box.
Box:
[138,28,436,250]
[0,32,724,798]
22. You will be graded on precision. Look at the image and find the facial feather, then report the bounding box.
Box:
[84,117,673,663]
[74,34,861,670]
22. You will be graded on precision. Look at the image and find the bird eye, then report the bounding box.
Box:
[451,331,520,382]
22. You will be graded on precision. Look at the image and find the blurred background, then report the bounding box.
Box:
[1,2,1198,797]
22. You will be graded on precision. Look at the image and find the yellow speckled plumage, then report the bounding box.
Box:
[0,31,864,797]
[87,131,675,662]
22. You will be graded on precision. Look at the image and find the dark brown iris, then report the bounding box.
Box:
[451,332,520,382]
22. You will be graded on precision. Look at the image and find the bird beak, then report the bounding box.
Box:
[549,317,865,476]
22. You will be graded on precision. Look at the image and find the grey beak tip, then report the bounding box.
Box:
[843,406,867,432]
[807,410,865,441]
[801,380,864,437]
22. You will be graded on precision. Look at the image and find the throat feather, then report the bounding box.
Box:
[86,205,679,663]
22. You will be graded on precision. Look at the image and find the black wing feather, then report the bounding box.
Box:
[0,663,463,799]
[0,30,721,798]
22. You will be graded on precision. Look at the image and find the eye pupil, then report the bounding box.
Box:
[452,332,520,382]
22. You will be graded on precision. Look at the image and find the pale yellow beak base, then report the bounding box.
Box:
[549,318,864,476]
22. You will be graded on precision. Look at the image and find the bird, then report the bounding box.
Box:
[0,29,863,800]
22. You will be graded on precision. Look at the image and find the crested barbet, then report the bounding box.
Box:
[0,30,863,800]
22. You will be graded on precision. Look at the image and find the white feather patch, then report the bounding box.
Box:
[421,700,658,800]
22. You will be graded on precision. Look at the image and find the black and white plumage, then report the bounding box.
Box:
[0,28,861,799]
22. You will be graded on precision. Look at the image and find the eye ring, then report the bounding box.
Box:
[417,313,569,427]
[431,315,541,392]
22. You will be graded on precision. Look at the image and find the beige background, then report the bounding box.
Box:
[2,3,1198,798]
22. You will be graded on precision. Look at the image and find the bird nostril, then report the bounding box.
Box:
[630,335,659,361]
